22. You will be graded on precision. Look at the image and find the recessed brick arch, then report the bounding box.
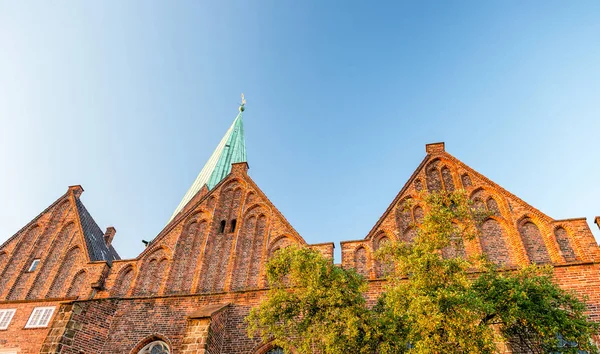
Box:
[46,245,82,298]
[426,159,443,192]
[517,216,551,264]
[553,226,578,262]
[223,176,248,188]
[48,199,71,225]
[244,191,257,207]
[134,247,170,296]
[440,165,455,191]
[374,232,392,278]
[111,264,136,297]
[403,226,418,244]
[395,197,413,233]
[470,188,504,217]
[414,178,424,191]
[149,258,169,294]
[27,222,77,299]
[0,251,7,273]
[413,205,424,224]
[232,209,269,291]
[486,197,501,216]
[0,224,42,296]
[461,173,473,188]
[243,203,272,219]
[480,218,514,266]
[199,183,246,293]
[167,218,208,294]
[141,245,173,262]
[268,235,296,256]
[207,195,217,210]
[442,222,467,260]
[354,246,370,278]
[469,187,485,199]
[182,209,208,224]
[66,269,88,298]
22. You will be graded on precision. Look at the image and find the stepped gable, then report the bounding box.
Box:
[341,142,600,279]
[0,185,119,301]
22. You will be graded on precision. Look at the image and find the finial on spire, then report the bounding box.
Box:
[239,93,246,112]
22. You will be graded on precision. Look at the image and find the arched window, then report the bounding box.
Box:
[219,220,226,233]
[138,340,170,354]
[66,270,87,297]
[414,178,423,191]
[396,200,412,232]
[266,347,284,354]
[413,206,424,224]
[354,247,369,277]
[461,173,472,188]
[519,220,551,264]
[230,219,237,233]
[426,161,443,192]
[112,266,134,297]
[480,219,513,266]
[554,227,577,262]
[441,166,455,191]
[486,197,501,216]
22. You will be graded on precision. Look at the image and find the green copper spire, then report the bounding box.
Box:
[168,97,247,222]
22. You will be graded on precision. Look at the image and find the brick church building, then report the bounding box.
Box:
[1,101,599,353]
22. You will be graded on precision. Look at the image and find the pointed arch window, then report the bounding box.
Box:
[138,340,170,354]
[230,219,237,233]
[266,347,284,354]
[219,220,226,233]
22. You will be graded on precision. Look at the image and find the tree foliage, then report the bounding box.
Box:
[246,245,376,353]
[247,190,598,353]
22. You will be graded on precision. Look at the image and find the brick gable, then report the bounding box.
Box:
[1,143,599,354]
[343,142,600,278]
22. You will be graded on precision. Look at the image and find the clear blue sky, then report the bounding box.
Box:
[1,1,599,261]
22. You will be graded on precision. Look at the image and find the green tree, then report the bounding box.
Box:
[246,245,376,353]
[247,190,598,354]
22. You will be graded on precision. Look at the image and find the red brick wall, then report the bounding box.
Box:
[1,145,600,354]
[353,144,600,279]
[0,300,63,354]
[50,293,264,353]
[40,300,119,354]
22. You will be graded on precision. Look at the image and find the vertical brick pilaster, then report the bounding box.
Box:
[181,318,211,354]
[39,303,74,354]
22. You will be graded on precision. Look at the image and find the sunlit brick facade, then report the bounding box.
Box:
[1,132,599,353]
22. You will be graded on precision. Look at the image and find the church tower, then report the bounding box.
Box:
[169,96,247,222]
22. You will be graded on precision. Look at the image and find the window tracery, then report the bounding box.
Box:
[138,341,170,354]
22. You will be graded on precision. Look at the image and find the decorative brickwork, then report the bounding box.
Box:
[480,218,514,266]
[1,142,600,353]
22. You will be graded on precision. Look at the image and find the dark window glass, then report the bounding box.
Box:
[28,259,40,272]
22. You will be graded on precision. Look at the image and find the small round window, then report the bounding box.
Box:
[138,340,170,354]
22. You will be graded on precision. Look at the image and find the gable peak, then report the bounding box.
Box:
[425,142,445,154]
[68,185,84,198]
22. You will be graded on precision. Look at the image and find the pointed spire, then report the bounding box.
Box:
[168,97,247,222]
